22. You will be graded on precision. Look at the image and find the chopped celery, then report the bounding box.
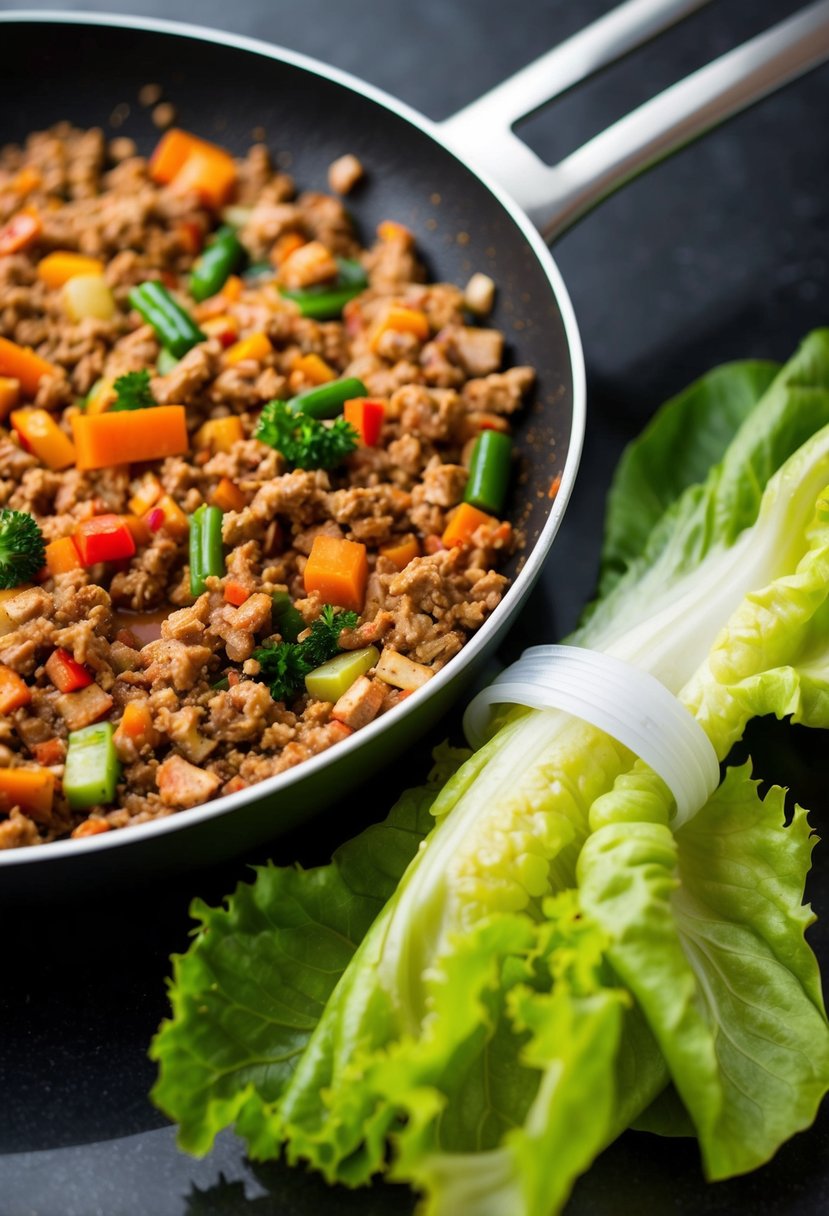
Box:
[64,721,121,810]
[271,590,304,642]
[305,646,378,702]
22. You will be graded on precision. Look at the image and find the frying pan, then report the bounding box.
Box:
[1,0,828,898]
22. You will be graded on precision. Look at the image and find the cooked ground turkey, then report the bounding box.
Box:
[0,123,536,847]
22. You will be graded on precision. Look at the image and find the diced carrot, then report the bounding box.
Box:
[0,211,42,256]
[170,144,237,208]
[149,129,200,183]
[0,665,31,714]
[0,336,57,398]
[128,473,162,516]
[0,767,55,821]
[303,534,368,613]
[0,376,20,419]
[11,409,76,470]
[270,231,306,267]
[221,274,243,302]
[145,493,189,541]
[548,473,562,500]
[113,701,158,754]
[223,579,251,607]
[71,818,111,838]
[224,332,272,366]
[85,378,117,415]
[277,240,338,290]
[33,738,65,767]
[194,415,244,455]
[369,305,430,352]
[71,405,188,470]
[44,536,83,576]
[343,397,385,446]
[379,534,420,571]
[211,477,246,513]
[37,251,104,289]
[442,502,496,548]
[11,167,42,196]
[377,220,414,247]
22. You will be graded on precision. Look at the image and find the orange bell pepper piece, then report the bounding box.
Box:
[379,534,420,571]
[211,477,246,513]
[0,664,31,714]
[442,502,496,548]
[11,408,76,470]
[145,493,189,541]
[37,251,105,289]
[71,405,188,470]
[224,332,272,366]
[44,536,83,577]
[0,336,57,398]
[303,534,368,613]
[194,416,244,453]
[149,129,200,183]
[369,305,430,352]
[171,145,236,208]
[0,766,55,821]
[291,352,336,387]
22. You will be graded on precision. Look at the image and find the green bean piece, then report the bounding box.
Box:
[272,590,305,643]
[156,347,179,376]
[289,376,367,420]
[464,430,513,515]
[189,504,224,597]
[64,722,121,810]
[128,281,206,358]
[189,226,245,302]
[281,256,368,319]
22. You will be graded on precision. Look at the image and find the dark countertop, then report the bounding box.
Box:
[1,1,828,1213]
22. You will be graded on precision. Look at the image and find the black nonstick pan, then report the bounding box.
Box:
[1,0,828,897]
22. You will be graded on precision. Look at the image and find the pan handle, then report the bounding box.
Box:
[439,0,829,241]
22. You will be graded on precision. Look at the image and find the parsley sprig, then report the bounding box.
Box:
[255,399,358,470]
[0,509,46,589]
[253,604,359,703]
[111,369,157,412]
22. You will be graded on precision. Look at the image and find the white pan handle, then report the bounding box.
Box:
[440,0,829,241]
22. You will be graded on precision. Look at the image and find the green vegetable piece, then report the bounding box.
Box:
[282,257,368,320]
[290,376,367,420]
[189,226,245,302]
[0,508,46,589]
[111,369,156,412]
[271,590,304,643]
[464,429,513,515]
[128,281,206,358]
[304,645,379,702]
[255,399,358,470]
[156,347,180,376]
[189,504,224,597]
[64,722,121,810]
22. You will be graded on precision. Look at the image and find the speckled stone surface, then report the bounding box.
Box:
[0,2,827,1213]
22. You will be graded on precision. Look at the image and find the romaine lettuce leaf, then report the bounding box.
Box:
[599,359,779,598]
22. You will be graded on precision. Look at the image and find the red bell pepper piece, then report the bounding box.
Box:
[343,397,385,446]
[74,514,137,565]
[44,648,94,694]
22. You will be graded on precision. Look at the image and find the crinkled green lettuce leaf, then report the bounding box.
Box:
[598,359,779,599]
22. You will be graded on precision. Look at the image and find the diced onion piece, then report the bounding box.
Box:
[62,274,116,322]
[374,649,433,691]
[463,272,496,316]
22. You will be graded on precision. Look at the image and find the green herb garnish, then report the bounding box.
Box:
[255,400,358,470]
[111,370,156,412]
[0,509,46,589]
[253,604,359,702]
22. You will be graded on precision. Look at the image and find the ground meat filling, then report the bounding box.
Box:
[0,123,536,847]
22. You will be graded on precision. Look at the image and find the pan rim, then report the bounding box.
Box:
[0,9,586,869]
